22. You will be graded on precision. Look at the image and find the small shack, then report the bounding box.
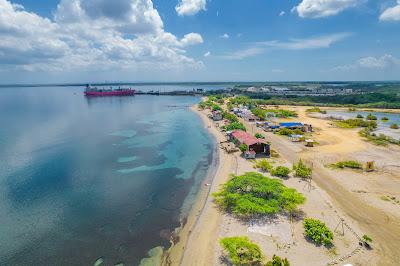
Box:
[230,130,270,157]
[212,110,223,121]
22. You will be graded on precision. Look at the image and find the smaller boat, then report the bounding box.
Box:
[84,84,135,96]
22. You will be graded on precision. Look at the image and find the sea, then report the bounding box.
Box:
[0,85,217,265]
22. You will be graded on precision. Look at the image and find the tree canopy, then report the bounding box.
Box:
[213,172,305,218]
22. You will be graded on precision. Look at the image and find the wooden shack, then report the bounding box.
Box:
[230,130,270,157]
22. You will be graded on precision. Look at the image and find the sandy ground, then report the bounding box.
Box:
[165,104,400,266]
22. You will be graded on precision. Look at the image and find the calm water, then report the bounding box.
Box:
[0,87,214,265]
[327,110,400,140]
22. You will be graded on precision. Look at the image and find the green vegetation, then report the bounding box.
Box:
[356,114,364,119]
[359,128,400,146]
[271,166,291,178]
[239,144,248,153]
[255,133,264,139]
[329,160,363,169]
[277,128,304,136]
[222,111,239,123]
[219,237,263,266]
[381,116,389,121]
[334,119,377,129]
[265,255,290,266]
[293,159,312,179]
[264,109,298,118]
[253,159,273,172]
[362,234,373,243]
[213,172,305,217]
[306,107,326,114]
[303,218,334,247]
[348,107,357,112]
[251,107,267,120]
[390,123,399,129]
[366,113,377,120]
[225,122,247,131]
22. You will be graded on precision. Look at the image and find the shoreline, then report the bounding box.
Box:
[163,104,230,265]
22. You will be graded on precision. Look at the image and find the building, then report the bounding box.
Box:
[279,122,304,130]
[230,130,270,157]
[212,110,223,121]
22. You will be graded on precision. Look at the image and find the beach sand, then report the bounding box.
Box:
[164,104,399,266]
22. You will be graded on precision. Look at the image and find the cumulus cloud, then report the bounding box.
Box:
[176,0,206,16]
[380,1,400,21]
[294,0,362,18]
[0,0,204,72]
[333,54,400,71]
[203,51,210,57]
[279,11,285,16]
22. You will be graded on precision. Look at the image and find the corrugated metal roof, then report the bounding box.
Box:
[232,130,267,146]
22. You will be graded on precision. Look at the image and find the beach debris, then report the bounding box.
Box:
[366,161,375,172]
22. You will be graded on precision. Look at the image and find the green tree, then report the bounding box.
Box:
[254,159,273,172]
[255,133,264,139]
[225,122,247,131]
[220,237,263,265]
[390,123,399,129]
[213,172,305,218]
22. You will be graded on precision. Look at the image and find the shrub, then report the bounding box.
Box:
[306,107,326,114]
[348,107,357,112]
[255,133,264,139]
[381,117,389,121]
[213,172,305,217]
[356,114,364,119]
[293,159,312,178]
[271,166,291,178]
[277,128,293,136]
[335,119,377,129]
[362,234,373,243]
[220,237,263,265]
[225,122,247,131]
[254,159,273,172]
[330,160,362,169]
[366,113,377,120]
[303,218,334,247]
[222,112,239,123]
[239,144,248,153]
[265,255,290,266]
[390,123,399,129]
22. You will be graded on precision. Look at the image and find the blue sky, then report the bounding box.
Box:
[0,0,399,83]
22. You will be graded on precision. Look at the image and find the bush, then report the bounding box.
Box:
[293,159,312,178]
[213,172,305,217]
[225,122,247,131]
[271,166,291,178]
[330,160,362,169]
[390,123,399,129]
[303,218,334,247]
[220,237,263,265]
[277,128,293,136]
[254,159,273,172]
[239,144,248,153]
[255,133,264,139]
[223,111,239,123]
[362,234,373,243]
[366,113,377,120]
[335,119,377,129]
[265,255,290,266]
[381,117,389,121]
[356,114,364,119]
[306,107,326,114]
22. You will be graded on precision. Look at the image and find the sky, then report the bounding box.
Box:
[0,0,399,83]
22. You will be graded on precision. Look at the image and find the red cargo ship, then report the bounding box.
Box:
[84,85,135,96]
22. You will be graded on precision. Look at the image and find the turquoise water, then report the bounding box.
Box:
[0,87,214,265]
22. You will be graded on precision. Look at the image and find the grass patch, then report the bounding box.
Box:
[359,128,400,146]
[334,119,377,129]
[329,160,363,169]
[306,107,327,114]
[220,236,263,265]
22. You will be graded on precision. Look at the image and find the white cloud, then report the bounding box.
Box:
[333,54,400,71]
[203,51,210,57]
[279,11,285,16]
[294,0,362,18]
[380,1,400,21]
[176,0,206,16]
[259,33,351,50]
[220,33,230,39]
[221,33,350,60]
[0,0,204,72]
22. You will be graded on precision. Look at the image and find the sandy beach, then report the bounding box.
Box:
[164,104,400,266]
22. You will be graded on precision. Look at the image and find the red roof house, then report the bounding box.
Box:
[231,130,270,156]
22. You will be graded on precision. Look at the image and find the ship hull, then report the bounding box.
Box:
[84,90,135,96]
